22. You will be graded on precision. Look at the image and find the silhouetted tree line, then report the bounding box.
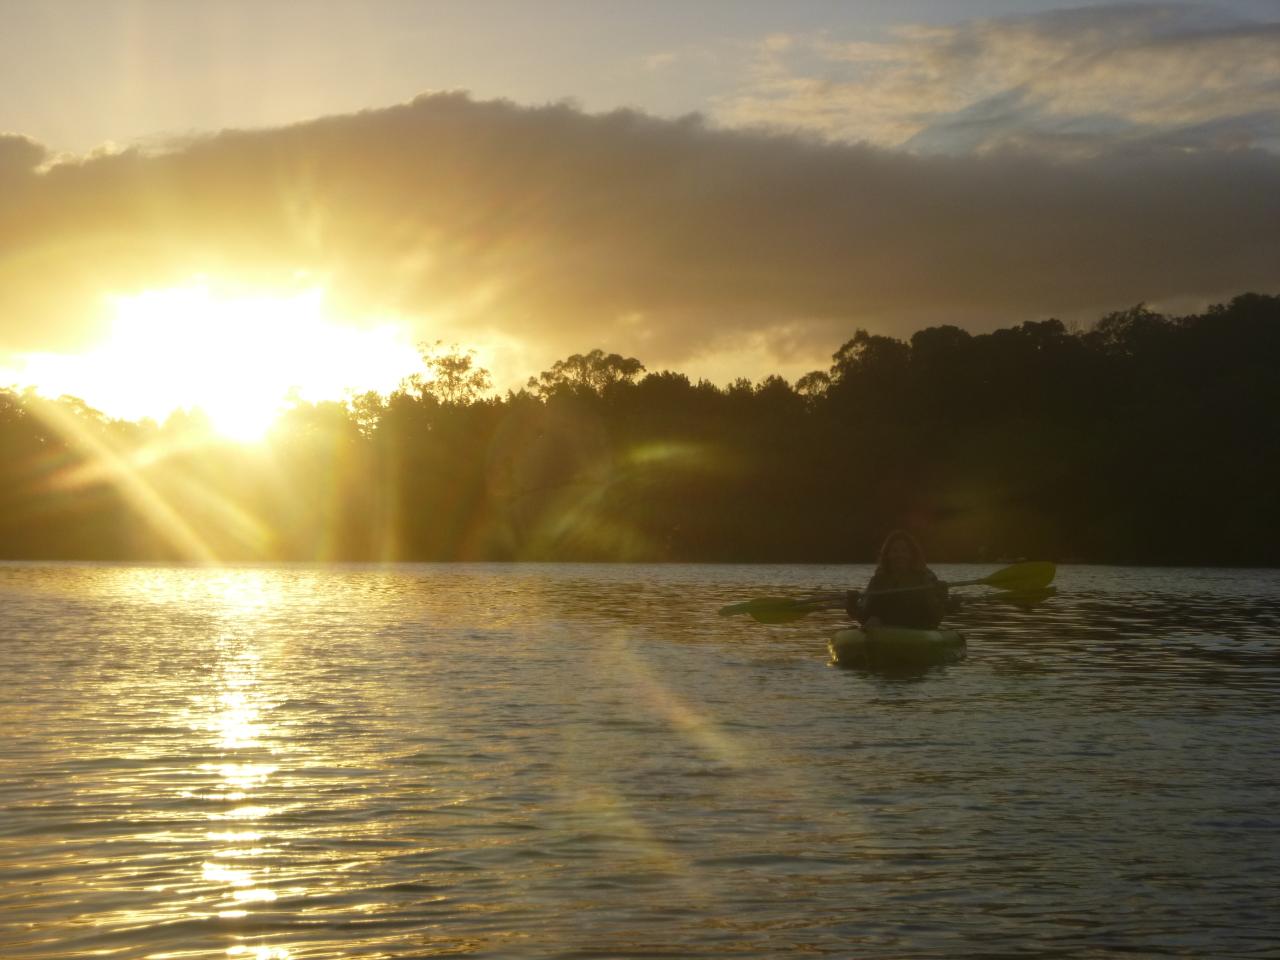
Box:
[2,293,1277,564]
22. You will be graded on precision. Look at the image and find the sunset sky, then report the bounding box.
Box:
[3,0,1278,433]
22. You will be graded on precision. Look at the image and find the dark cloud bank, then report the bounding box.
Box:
[2,92,1278,371]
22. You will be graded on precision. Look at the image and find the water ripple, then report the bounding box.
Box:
[1,562,1278,958]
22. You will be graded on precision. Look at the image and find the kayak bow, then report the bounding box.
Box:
[829,626,966,669]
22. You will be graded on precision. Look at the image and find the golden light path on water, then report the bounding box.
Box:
[202,622,283,923]
[164,572,295,958]
[38,564,790,959]
[2,562,1279,958]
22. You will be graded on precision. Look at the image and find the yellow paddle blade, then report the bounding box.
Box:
[719,596,797,617]
[982,561,1056,592]
[719,593,846,622]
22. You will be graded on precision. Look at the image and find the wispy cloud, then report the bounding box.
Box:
[716,4,1280,156]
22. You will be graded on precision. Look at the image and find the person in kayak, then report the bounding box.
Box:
[847,530,948,629]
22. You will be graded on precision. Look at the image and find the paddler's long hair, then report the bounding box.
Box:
[875,529,928,576]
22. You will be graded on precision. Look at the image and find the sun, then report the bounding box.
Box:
[16,283,423,442]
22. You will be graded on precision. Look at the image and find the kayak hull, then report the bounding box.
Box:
[829,626,965,669]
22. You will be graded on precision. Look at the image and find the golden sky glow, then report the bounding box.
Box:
[8,283,423,440]
[0,2,1277,421]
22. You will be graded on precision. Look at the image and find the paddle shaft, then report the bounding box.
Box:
[743,586,1056,623]
[863,561,1056,596]
[719,562,1055,619]
[863,578,973,597]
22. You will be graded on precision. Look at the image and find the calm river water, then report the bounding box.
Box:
[1,562,1278,959]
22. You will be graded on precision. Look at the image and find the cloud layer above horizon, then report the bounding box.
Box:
[2,3,1278,390]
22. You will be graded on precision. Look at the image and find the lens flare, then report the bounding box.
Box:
[13,282,421,442]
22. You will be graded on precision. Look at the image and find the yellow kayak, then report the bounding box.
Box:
[829,626,966,669]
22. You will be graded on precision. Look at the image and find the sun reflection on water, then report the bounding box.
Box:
[225,947,292,959]
[185,571,299,952]
[231,887,280,903]
[202,860,257,887]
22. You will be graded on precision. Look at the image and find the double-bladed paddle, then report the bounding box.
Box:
[718,561,1057,624]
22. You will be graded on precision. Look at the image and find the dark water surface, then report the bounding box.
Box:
[1,562,1278,958]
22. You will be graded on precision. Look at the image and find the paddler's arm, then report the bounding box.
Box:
[925,571,950,621]
[846,589,884,626]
